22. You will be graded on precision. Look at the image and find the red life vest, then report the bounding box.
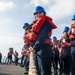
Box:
[24,16,57,45]
[22,49,27,55]
[52,40,59,51]
[61,35,70,48]
[8,52,12,56]
[0,53,2,56]
[14,52,18,57]
[69,24,75,40]
[61,35,66,43]
[23,34,34,46]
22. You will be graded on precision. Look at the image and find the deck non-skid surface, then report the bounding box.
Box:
[0,64,25,75]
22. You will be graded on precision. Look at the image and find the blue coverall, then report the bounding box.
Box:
[33,21,53,75]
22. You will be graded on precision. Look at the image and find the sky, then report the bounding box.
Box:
[0,0,75,58]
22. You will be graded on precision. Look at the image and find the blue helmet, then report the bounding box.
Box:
[63,26,69,32]
[72,15,75,20]
[53,36,57,41]
[23,23,29,28]
[34,6,46,14]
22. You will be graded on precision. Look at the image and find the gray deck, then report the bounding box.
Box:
[0,64,25,75]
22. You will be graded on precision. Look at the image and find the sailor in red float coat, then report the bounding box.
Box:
[59,26,71,75]
[52,36,59,75]
[0,52,2,64]
[28,6,57,75]
[69,15,75,75]
[7,50,12,64]
[14,51,18,65]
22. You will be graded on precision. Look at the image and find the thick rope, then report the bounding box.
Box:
[28,52,38,75]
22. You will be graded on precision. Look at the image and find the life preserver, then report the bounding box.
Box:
[61,35,70,48]
[32,16,57,32]
[61,35,66,43]
[8,52,12,56]
[14,52,18,57]
[23,34,34,46]
[69,34,75,40]
[69,24,75,40]
[24,16,57,45]
[52,40,59,51]
[23,50,26,55]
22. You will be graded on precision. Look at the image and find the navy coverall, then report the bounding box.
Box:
[59,34,71,75]
[70,39,75,75]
